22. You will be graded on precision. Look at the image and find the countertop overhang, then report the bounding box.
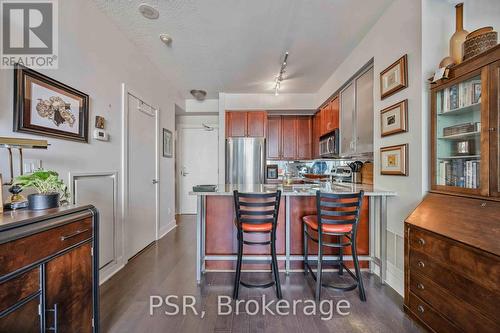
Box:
[190,183,396,197]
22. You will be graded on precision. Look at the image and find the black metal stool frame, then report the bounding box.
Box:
[303,190,366,301]
[233,190,282,299]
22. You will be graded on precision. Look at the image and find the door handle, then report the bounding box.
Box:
[152,179,159,184]
[47,303,58,332]
[181,170,189,176]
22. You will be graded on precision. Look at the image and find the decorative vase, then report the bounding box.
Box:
[449,3,468,65]
[28,193,60,210]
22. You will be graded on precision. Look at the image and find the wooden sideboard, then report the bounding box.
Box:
[404,193,500,332]
[0,205,99,332]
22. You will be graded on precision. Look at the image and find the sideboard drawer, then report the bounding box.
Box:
[409,250,499,321]
[410,272,500,333]
[0,267,40,313]
[407,292,458,333]
[0,217,93,276]
[409,227,500,292]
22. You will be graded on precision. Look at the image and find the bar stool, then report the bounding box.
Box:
[233,190,282,299]
[302,191,366,301]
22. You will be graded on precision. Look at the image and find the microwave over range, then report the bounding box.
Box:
[319,129,339,157]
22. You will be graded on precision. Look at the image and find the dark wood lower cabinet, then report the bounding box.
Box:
[0,205,99,332]
[0,296,41,332]
[204,196,369,270]
[46,243,94,333]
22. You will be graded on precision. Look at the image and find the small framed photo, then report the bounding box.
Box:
[163,129,173,158]
[380,55,408,100]
[14,64,89,142]
[380,144,408,176]
[380,100,408,137]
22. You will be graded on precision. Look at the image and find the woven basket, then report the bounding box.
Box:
[463,27,497,61]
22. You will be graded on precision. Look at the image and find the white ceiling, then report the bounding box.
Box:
[93,0,394,98]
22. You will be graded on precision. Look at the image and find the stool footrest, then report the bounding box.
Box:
[321,282,358,292]
[240,280,275,289]
[243,240,271,246]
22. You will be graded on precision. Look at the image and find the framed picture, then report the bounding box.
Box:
[380,54,408,100]
[380,144,408,176]
[163,129,173,158]
[14,64,89,142]
[380,100,408,136]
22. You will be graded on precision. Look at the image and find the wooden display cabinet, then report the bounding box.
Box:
[430,45,500,199]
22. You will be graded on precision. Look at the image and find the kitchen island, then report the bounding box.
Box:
[190,183,396,285]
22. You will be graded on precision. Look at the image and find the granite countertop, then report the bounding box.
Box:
[190,183,396,197]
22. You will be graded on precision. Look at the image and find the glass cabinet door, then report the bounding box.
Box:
[434,73,483,192]
[492,60,500,196]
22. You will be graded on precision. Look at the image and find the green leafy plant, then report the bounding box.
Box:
[14,169,70,203]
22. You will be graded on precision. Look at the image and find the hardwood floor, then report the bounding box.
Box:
[100,215,424,333]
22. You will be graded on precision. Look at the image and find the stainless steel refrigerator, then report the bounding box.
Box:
[226,137,266,184]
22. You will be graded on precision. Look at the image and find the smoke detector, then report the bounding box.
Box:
[138,3,159,19]
[190,90,207,101]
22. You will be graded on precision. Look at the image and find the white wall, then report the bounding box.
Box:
[224,93,316,110]
[185,99,219,114]
[0,0,181,281]
[317,0,423,294]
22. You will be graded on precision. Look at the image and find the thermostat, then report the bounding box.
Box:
[93,129,109,141]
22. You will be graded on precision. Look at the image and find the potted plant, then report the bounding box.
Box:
[14,170,69,210]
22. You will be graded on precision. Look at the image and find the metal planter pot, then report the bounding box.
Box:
[28,193,60,210]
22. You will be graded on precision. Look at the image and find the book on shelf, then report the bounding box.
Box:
[438,79,481,113]
[438,159,480,189]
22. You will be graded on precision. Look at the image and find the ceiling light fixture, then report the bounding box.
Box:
[138,3,159,19]
[274,51,289,96]
[159,34,172,45]
[190,89,207,101]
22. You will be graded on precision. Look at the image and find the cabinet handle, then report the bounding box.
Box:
[417,305,425,313]
[417,261,425,268]
[417,283,425,290]
[60,229,89,241]
[418,238,426,246]
[47,303,58,332]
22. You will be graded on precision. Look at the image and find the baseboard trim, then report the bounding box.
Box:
[99,262,125,285]
[385,261,404,296]
[159,221,177,239]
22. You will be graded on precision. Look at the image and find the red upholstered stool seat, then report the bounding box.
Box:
[241,223,273,232]
[302,215,353,233]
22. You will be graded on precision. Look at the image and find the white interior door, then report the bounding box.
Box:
[179,127,218,214]
[127,93,158,259]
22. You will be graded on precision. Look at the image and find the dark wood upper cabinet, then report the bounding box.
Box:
[312,112,321,159]
[247,111,267,137]
[297,116,312,160]
[281,116,297,160]
[489,59,500,197]
[267,116,282,160]
[330,97,339,130]
[226,111,247,137]
[318,98,339,136]
[266,115,313,161]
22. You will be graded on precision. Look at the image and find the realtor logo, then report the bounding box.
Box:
[1,0,58,68]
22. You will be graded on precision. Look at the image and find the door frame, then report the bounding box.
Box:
[121,83,160,261]
[176,123,219,214]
